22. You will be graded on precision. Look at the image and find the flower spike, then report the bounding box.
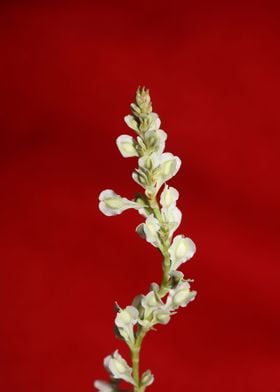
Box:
[95,88,197,391]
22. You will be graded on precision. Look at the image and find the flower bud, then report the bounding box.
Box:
[141,369,155,387]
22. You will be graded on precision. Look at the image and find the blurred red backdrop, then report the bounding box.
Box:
[0,1,279,391]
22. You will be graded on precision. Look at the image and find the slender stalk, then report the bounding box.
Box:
[130,196,171,390]
[150,198,171,296]
[131,346,140,390]
[131,328,146,391]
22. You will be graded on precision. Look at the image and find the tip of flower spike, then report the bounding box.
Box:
[132,86,152,116]
[137,85,149,95]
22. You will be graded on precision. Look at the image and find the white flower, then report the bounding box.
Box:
[169,235,196,270]
[141,290,159,308]
[160,185,179,209]
[165,281,197,310]
[116,135,138,158]
[143,129,167,154]
[124,114,139,131]
[138,153,155,171]
[140,290,160,320]
[148,112,161,131]
[136,214,160,247]
[139,290,172,328]
[99,190,142,216]
[156,153,181,190]
[115,305,139,346]
[132,151,181,195]
[133,151,180,191]
[104,350,135,385]
[153,308,171,325]
[94,380,114,392]
[132,168,149,188]
[141,369,155,387]
[162,206,182,238]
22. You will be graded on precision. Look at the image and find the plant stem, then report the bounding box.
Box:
[130,195,172,390]
[131,328,146,391]
[151,199,171,296]
[131,347,140,390]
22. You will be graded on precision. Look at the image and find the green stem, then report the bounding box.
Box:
[131,194,171,390]
[131,329,146,391]
[131,347,140,389]
[151,200,171,296]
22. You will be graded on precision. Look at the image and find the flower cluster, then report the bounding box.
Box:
[95,87,197,392]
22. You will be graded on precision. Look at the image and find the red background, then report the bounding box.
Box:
[1,1,279,391]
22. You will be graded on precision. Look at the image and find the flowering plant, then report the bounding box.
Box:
[94,87,197,392]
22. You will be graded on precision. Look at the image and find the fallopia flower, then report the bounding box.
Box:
[138,288,172,329]
[104,350,135,385]
[115,305,139,347]
[141,370,155,387]
[160,185,179,210]
[124,114,139,132]
[93,380,114,392]
[156,153,181,190]
[161,205,182,239]
[165,281,197,310]
[136,214,161,247]
[169,235,196,271]
[132,152,181,194]
[142,129,167,155]
[95,87,198,391]
[116,135,138,158]
[99,190,143,216]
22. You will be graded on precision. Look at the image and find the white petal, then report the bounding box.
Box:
[169,235,196,270]
[156,153,181,189]
[156,129,167,153]
[116,135,138,158]
[115,306,139,328]
[124,114,138,131]
[149,113,161,130]
[154,309,171,325]
[143,129,167,155]
[163,206,182,237]
[165,281,197,310]
[103,354,111,371]
[99,189,141,216]
[143,214,160,247]
[160,185,179,209]
[142,291,158,309]
[106,350,135,385]
[132,170,148,188]
[94,380,114,392]
[138,151,159,170]
[173,289,196,307]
